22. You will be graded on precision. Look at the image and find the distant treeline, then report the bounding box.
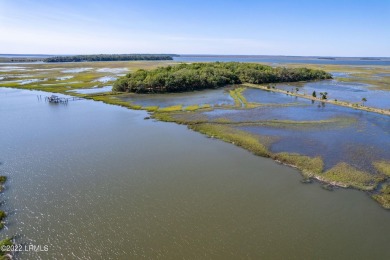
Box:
[113,62,332,93]
[44,54,176,62]
[0,57,44,63]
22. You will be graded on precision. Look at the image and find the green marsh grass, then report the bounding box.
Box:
[372,184,390,209]
[373,161,390,176]
[158,105,183,112]
[272,153,324,178]
[189,123,270,157]
[320,163,385,190]
[184,105,200,111]
[0,238,12,259]
[0,210,6,230]
[144,106,159,112]
[90,95,142,110]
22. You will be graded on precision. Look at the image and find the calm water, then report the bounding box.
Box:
[69,85,113,94]
[1,88,390,259]
[174,55,390,66]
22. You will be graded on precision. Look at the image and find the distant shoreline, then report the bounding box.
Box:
[0,54,176,63]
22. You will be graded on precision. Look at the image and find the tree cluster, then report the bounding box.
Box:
[44,54,175,62]
[113,62,332,93]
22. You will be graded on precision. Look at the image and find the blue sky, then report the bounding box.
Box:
[0,0,389,56]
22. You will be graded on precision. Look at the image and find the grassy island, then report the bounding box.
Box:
[113,62,331,93]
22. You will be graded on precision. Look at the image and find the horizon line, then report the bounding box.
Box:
[1,53,390,59]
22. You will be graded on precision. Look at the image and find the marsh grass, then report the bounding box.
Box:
[184,105,200,111]
[257,117,357,129]
[201,104,212,109]
[229,87,247,107]
[0,210,6,230]
[337,76,390,91]
[320,163,385,190]
[372,194,390,209]
[272,153,324,178]
[144,106,159,112]
[228,87,266,109]
[0,176,6,193]
[213,118,233,123]
[373,161,390,176]
[158,105,183,112]
[0,238,12,258]
[89,95,142,110]
[372,184,390,209]
[153,112,209,124]
[189,123,270,157]
[152,112,176,122]
[0,60,178,95]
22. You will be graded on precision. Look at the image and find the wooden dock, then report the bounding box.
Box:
[38,95,83,104]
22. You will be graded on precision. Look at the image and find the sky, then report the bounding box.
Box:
[0,0,389,56]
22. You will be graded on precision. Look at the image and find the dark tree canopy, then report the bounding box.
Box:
[44,54,176,62]
[113,62,332,93]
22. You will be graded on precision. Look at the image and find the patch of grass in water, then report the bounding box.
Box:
[381,184,390,194]
[337,75,390,91]
[152,111,209,124]
[0,82,21,88]
[0,238,12,258]
[0,210,6,230]
[89,95,142,110]
[158,105,183,112]
[229,87,265,109]
[259,117,356,129]
[152,112,177,122]
[245,102,263,109]
[201,104,212,109]
[372,184,390,209]
[272,153,324,178]
[372,194,390,209]
[373,161,390,177]
[144,106,159,112]
[184,105,200,111]
[319,162,385,190]
[0,176,6,192]
[189,123,270,157]
[213,118,233,123]
[229,87,247,107]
